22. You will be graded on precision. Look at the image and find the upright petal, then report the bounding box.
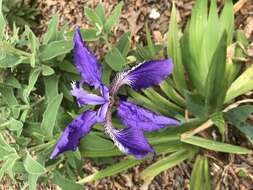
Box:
[50,110,97,159]
[117,100,180,132]
[99,84,110,101]
[97,102,109,122]
[96,85,110,122]
[124,59,173,90]
[71,82,106,107]
[74,27,102,88]
[106,125,155,159]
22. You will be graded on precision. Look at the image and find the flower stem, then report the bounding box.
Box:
[180,119,213,140]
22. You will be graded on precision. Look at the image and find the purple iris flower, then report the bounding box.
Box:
[50,28,180,160]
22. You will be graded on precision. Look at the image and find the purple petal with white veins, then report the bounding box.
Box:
[117,100,180,132]
[74,27,102,88]
[107,125,155,159]
[125,59,173,90]
[96,85,110,122]
[71,82,106,107]
[97,102,109,122]
[99,85,110,101]
[50,110,97,159]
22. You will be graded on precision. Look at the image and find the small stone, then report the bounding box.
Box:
[149,8,160,19]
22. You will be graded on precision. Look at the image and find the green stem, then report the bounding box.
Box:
[0,121,11,129]
[20,97,45,111]
[102,34,112,50]
[47,157,65,172]
[30,97,45,107]
[28,140,55,152]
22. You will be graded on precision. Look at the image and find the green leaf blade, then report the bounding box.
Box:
[39,40,73,61]
[78,158,141,184]
[43,14,59,45]
[205,32,227,113]
[54,171,83,190]
[145,24,155,58]
[24,152,46,175]
[41,93,63,137]
[0,0,6,40]
[23,68,41,103]
[105,48,126,71]
[211,112,225,141]
[116,32,131,57]
[168,4,186,94]
[44,75,59,103]
[182,136,251,154]
[104,2,123,33]
[225,105,253,144]
[0,153,19,181]
[80,28,100,41]
[95,4,106,23]
[190,155,211,190]
[225,65,253,103]
[0,53,22,68]
[79,133,121,157]
[141,148,196,181]
[84,7,103,28]
[220,0,234,45]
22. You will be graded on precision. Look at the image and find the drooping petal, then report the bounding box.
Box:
[50,110,97,159]
[106,125,155,159]
[97,102,109,122]
[71,82,106,107]
[117,100,180,132]
[74,27,102,88]
[122,59,173,90]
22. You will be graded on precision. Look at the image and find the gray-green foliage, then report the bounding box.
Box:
[1,2,78,189]
[2,0,40,29]
[0,2,132,188]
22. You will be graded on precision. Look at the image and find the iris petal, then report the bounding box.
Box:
[97,102,109,122]
[117,100,180,132]
[99,85,110,101]
[50,110,97,159]
[74,27,102,88]
[107,126,155,159]
[96,85,110,122]
[125,59,173,90]
[71,82,106,107]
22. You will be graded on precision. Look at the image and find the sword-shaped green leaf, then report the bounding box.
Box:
[167,4,186,94]
[182,136,252,154]
[205,32,227,113]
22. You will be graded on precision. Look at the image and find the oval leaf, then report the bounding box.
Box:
[24,152,46,175]
[41,93,63,137]
[105,48,126,71]
[40,40,73,61]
